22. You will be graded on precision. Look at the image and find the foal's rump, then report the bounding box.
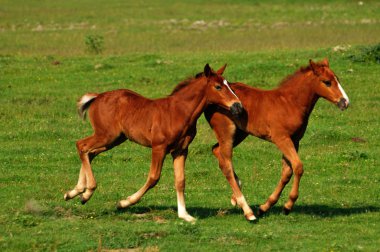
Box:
[78,89,155,147]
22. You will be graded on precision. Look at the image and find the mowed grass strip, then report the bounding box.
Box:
[0,47,379,251]
[0,0,379,56]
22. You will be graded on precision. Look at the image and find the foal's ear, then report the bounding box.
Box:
[204,63,212,77]
[321,58,329,67]
[216,64,227,75]
[309,59,320,75]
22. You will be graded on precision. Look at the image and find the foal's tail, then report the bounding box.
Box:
[77,93,98,120]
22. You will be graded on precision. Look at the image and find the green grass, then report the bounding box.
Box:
[1,0,380,56]
[1,1,380,251]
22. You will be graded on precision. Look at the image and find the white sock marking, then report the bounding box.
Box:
[177,191,188,216]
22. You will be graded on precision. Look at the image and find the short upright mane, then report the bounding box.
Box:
[169,72,203,96]
[278,65,313,88]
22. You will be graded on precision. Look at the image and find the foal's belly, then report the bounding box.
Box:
[122,126,152,148]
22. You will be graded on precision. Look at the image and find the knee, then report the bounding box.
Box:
[76,140,87,154]
[175,179,185,190]
[281,175,291,184]
[212,145,220,158]
[148,176,160,188]
[281,169,293,184]
[294,162,304,177]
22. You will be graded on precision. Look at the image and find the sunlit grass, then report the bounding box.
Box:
[1,48,379,251]
[0,0,379,251]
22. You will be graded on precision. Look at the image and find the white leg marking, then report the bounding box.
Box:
[235,195,256,221]
[247,214,257,221]
[177,192,196,222]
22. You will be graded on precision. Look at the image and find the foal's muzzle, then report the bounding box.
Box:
[337,98,349,111]
[230,102,243,116]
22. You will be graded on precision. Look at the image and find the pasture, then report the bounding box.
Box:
[0,0,379,251]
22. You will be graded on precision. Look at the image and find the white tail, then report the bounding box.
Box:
[77,93,98,120]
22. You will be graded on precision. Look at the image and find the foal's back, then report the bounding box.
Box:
[87,89,161,147]
[230,82,302,140]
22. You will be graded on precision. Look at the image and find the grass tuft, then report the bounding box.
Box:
[85,34,104,55]
[348,43,380,63]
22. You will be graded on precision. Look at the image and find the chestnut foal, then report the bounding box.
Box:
[205,59,349,221]
[64,64,243,222]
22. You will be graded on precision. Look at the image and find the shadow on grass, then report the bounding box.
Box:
[115,205,242,220]
[115,204,380,220]
[261,204,380,218]
[296,204,379,216]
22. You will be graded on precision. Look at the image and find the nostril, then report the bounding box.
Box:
[342,98,347,106]
[234,102,242,109]
[230,102,243,115]
[337,98,348,110]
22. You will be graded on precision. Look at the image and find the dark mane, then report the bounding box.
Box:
[169,72,204,96]
[278,65,313,87]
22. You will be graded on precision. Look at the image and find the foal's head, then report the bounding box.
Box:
[309,58,350,110]
[202,64,243,116]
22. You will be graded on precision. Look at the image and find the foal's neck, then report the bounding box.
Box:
[170,78,208,122]
[278,71,319,117]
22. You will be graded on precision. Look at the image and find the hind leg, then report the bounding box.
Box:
[117,145,166,208]
[259,138,301,215]
[64,134,126,203]
[64,162,87,201]
[64,135,105,202]
[258,157,293,215]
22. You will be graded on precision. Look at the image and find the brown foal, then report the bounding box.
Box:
[205,59,349,221]
[64,64,243,222]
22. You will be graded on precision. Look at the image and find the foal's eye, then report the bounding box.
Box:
[322,80,331,87]
[215,85,222,90]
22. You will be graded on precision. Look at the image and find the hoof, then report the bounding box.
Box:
[116,201,124,210]
[245,213,258,223]
[179,214,196,223]
[230,196,237,206]
[117,198,133,209]
[63,193,69,201]
[79,195,88,205]
[283,207,291,215]
[257,207,266,216]
[64,191,76,201]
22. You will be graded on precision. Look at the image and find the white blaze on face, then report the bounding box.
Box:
[335,76,350,104]
[223,79,239,99]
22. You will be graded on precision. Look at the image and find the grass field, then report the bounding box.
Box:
[1,1,379,251]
